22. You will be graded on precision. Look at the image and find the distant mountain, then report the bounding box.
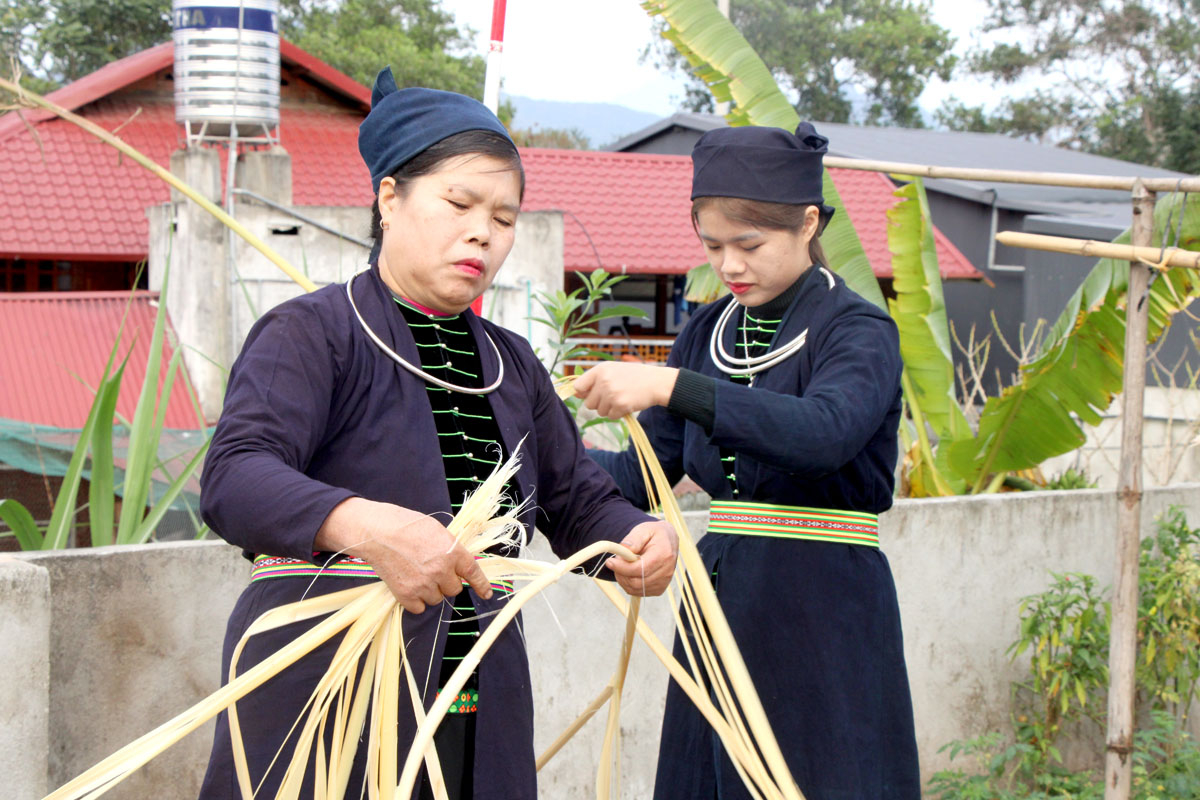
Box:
[504,95,663,150]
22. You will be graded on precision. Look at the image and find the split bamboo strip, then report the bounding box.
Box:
[394,537,640,799]
[558,379,802,800]
[621,413,804,800]
[596,596,641,798]
[0,76,318,293]
[824,154,1200,194]
[535,685,614,770]
[995,231,1200,270]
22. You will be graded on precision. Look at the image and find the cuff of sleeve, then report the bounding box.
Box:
[668,368,716,432]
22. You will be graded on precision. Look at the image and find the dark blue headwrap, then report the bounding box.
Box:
[691,122,835,224]
[357,67,514,193]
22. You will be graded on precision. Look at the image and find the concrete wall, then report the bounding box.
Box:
[6,487,1200,798]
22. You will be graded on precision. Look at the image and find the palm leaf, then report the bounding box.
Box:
[947,193,1200,489]
[642,0,885,310]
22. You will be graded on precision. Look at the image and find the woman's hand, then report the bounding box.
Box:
[315,497,493,614]
[605,520,679,597]
[573,363,679,420]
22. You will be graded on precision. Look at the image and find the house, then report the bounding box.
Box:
[611,113,1198,391]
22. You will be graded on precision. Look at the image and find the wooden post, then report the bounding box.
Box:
[1104,179,1155,799]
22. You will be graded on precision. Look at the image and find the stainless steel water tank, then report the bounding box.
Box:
[173,0,280,135]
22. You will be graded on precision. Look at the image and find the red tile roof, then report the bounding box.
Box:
[520,148,979,279]
[0,41,372,259]
[0,291,204,429]
[0,41,977,280]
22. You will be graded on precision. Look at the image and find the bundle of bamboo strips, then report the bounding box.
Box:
[43,409,802,800]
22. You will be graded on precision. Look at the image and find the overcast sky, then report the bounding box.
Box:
[441,0,1001,118]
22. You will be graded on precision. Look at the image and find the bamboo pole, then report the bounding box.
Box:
[994,231,1200,269]
[1104,180,1155,800]
[824,154,1200,194]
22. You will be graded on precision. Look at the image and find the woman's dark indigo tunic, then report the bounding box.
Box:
[591,268,921,800]
[197,266,651,800]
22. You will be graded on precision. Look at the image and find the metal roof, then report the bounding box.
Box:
[609,112,1192,217]
[0,291,205,428]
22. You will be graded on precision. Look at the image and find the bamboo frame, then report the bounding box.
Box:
[824,154,1200,194]
[995,231,1200,270]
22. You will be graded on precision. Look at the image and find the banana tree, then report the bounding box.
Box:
[642,0,884,311]
[888,180,1200,495]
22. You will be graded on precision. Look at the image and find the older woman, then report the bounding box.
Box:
[197,68,676,800]
[575,123,920,799]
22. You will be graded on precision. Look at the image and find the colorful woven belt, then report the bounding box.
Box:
[439,687,479,714]
[707,500,879,548]
[249,554,515,593]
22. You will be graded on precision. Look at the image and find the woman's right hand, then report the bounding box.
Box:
[314,497,493,614]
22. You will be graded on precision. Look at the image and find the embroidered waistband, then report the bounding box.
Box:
[249,554,515,592]
[439,687,479,714]
[707,500,879,548]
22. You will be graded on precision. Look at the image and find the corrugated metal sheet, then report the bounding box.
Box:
[0,291,204,428]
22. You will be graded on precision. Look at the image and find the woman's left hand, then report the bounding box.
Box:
[606,520,678,597]
[573,362,678,420]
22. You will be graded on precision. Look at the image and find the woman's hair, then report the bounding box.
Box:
[370,129,525,240]
[691,196,828,267]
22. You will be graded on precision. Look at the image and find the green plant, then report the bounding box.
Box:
[529,269,647,445]
[0,264,210,549]
[1008,573,1110,764]
[1131,710,1200,800]
[1137,507,1200,721]
[928,508,1200,798]
[530,269,645,377]
[1045,469,1099,490]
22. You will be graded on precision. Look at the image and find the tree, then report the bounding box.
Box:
[2,0,484,98]
[2,0,171,89]
[939,0,1200,173]
[280,0,484,96]
[645,0,956,127]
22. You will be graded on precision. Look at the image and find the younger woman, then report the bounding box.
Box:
[575,123,920,800]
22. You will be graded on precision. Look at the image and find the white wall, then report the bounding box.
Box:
[7,486,1200,798]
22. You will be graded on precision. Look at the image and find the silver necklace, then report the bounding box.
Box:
[708,266,833,379]
[345,270,505,395]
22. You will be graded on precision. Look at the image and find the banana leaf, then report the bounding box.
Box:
[684,262,727,304]
[887,178,972,444]
[642,0,885,311]
[947,193,1200,490]
[886,178,970,495]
